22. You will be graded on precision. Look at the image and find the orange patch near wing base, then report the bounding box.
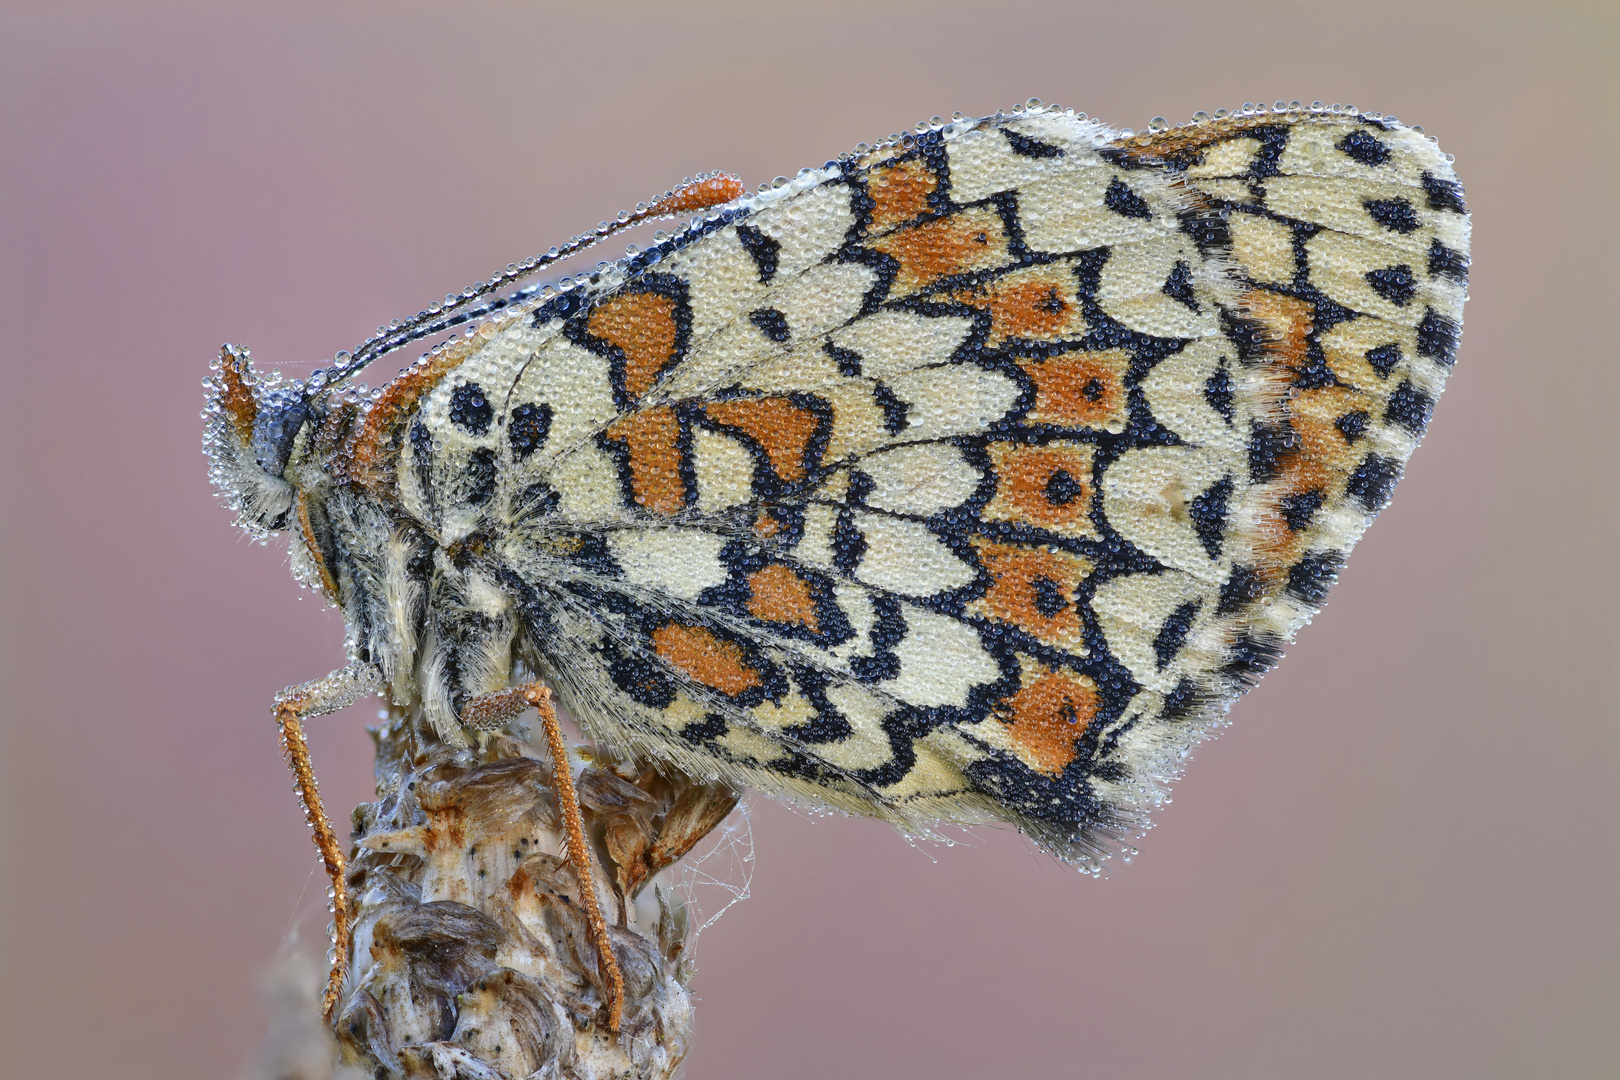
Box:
[648,174,745,217]
[983,441,1097,538]
[705,397,820,483]
[349,323,501,490]
[589,291,680,402]
[1018,349,1130,431]
[746,564,820,632]
[869,206,1010,296]
[995,668,1099,776]
[604,407,685,515]
[868,160,939,228]
[651,623,762,697]
[969,540,1093,648]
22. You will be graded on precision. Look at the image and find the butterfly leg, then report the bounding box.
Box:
[273,662,384,1023]
[461,682,627,1034]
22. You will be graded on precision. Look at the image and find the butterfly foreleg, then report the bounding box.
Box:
[272,661,385,1023]
[460,681,627,1035]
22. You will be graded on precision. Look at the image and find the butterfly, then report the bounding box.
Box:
[204,100,1467,1024]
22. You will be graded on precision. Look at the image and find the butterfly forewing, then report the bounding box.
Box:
[388,107,1466,864]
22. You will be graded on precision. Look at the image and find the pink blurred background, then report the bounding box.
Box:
[2,2,1615,1077]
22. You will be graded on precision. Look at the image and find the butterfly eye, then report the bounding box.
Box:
[251,387,311,477]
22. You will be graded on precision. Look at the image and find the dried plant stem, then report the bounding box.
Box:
[292,703,741,1079]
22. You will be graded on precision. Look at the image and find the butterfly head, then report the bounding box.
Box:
[204,344,318,537]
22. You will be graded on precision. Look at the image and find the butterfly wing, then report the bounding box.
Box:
[400,107,1467,865]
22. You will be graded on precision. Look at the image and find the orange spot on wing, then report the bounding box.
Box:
[604,407,685,515]
[984,442,1096,536]
[649,174,745,216]
[1240,289,1314,375]
[652,623,762,696]
[969,540,1092,647]
[753,510,781,537]
[994,668,1098,776]
[954,269,1087,348]
[745,564,820,632]
[868,160,938,228]
[869,206,1009,295]
[589,291,681,402]
[1018,349,1130,431]
[705,397,820,482]
[1250,456,1336,571]
[1289,385,1368,476]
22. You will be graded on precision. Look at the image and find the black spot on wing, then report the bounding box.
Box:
[679,714,729,744]
[1383,380,1434,435]
[605,641,676,709]
[464,448,497,507]
[1152,600,1201,669]
[1189,476,1233,560]
[1427,238,1469,283]
[1205,359,1235,424]
[508,402,553,461]
[1044,468,1083,506]
[1244,126,1291,180]
[736,224,781,284]
[846,470,874,505]
[831,509,866,574]
[1104,177,1153,220]
[1161,260,1199,312]
[825,342,863,378]
[850,594,905,683]
[1219,307,1270,362]
[510,480,559,519]
[1363,197,1420,234]
[1416,308,1460,366]
[1162,676,1204,722]
[1365,264,1417,307]
[1364,342,1403,379]
[1346,453,1401,512]
[1031,577,1068,618]
[1217,565,1264,616]
[1221,632,1284,688]
[409,419,436,514]
[1286,551,1343,605]
[1178,207,1231,259]
[872,381,911,435]
[1248,420,1293,484]
[750,307,791,343]
[1003,129,1065,158]
[1335,410,1370,443]
[1279,488,1324,532]
[1336,129,1390,166]
[1290,346,1341,391]
[449,382,494,435]
[1422,171,1468,214]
